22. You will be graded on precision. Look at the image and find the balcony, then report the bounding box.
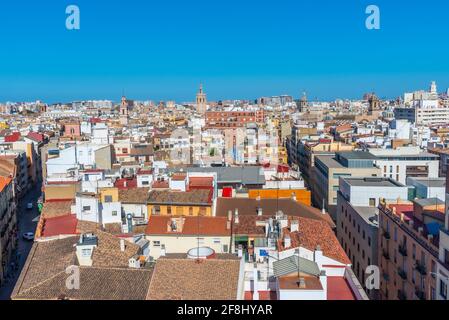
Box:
[398,267,408,280]
[415,287,426,300]
[398,243,408,257]
[383,230,391,240]
[382,250,390,261]
[415,260,427,276]
[397,290,407,300]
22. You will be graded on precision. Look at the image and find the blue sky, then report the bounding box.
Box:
[0,0,448,103]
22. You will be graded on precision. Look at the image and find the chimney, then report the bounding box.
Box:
[257,207,263,216]
[120,239,126,252]
[284,235,291,248]
[237,244,243,257]
[290,220,299,233]
[234,209,239,224]
[314,245,323,264]
[298,277,306,289]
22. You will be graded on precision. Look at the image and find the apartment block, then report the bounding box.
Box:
[336,177,409,299]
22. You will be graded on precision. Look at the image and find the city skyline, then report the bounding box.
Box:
[1,0,449,102]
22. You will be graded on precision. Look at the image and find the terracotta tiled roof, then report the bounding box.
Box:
[327,276,356,300]
[146,216,231,236]
[41,200,73,219]
[41,215,78,237]
[148,189,213,205]
[216,198,335,228]
[26,132,45,143]
[189,177,214,189]
[114,178,138,190]
[279,217,351,265]
[147,257,241,300]
[12,233,150,300]
[118,187,150,203]
[13,265,152,300]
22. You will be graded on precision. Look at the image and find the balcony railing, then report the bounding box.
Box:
[415,287,426,300]
[397,290,407,300]
[415,260,427,276]
[398,243,408,257]
[398,267,408,280]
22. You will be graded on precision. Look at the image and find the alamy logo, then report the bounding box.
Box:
[365,265,380,290]
[66,5,80,30]
[365,5,380,30]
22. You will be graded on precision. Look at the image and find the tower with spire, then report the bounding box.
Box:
[120,95,129,125]
[196,84,207,114]
[298,92,307,112]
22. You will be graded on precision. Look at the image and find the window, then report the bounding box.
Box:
[213,238,221,244]
[153,206,161,215]
[363,230,365,240]
[104,195,113,203]
[112,211,117,216]
[189,207,193,216]
[142,181,149,186]
[368,237,371,247]
[82,206,91,211]
[81,248,92,257]
[369,198,376,207]
[167,206,172,215]
[444,249,449,265]
[222,244,229,253]
[153,241,161,247]
[440,280,447,299]
[394,227,398,241]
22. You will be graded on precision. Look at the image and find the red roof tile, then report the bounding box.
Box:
[26,132,44,143]
[327,276,356,300]
[5,132,21,142]
[114,178,137,190]
[41,215,78,237]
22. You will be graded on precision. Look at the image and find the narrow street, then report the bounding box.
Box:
[0,182,42,300]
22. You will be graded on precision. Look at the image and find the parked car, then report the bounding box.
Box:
[22,232,34,241]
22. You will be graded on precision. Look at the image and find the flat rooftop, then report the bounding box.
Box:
[343,177,405,188]
[408,177,445,188]
[337,151,378,160]
[352,206,379,226]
